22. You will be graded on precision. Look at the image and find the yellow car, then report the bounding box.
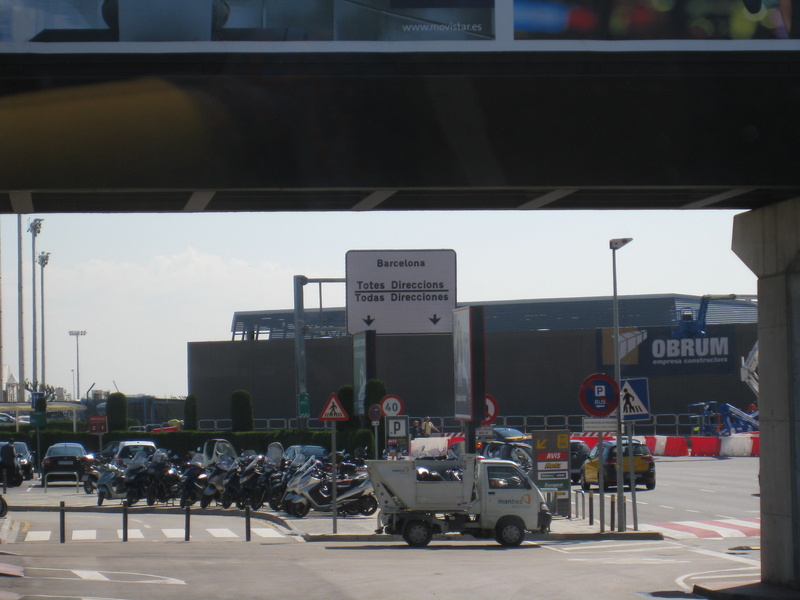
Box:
[580,441,656,491]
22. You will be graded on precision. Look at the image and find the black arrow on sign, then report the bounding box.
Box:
[363,315,375,326]
[430,314,441,325]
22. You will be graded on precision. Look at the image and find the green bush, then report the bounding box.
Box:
[106,392,128,432]
[230,390,254,432]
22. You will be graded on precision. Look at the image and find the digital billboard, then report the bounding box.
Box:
[0,0,796,52]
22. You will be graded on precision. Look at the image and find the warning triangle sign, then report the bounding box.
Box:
[319,393,349,421]
[620,382,648,417]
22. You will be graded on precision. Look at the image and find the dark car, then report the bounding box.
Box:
[282,444,327,468]
[492,427,531,442]
[570,440,590,483]
[42,442,88,483]
[14,441,35,480]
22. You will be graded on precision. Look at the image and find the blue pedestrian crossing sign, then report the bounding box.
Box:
[620,378,650,421]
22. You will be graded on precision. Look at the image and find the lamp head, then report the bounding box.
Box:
[609,238,633,250]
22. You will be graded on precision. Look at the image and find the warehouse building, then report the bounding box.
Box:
[187,294,758,423]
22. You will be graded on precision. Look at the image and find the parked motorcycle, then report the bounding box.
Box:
[179,453,207,508]
[80,453,103,494]
[96,461,127,506]
[239,443,283,511]
[220,451,254,509]
[123,450,151,506]
[146,450,182,506]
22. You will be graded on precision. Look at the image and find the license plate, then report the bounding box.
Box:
[58,460,73,465]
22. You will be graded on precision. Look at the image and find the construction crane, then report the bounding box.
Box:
[672,294,737,338]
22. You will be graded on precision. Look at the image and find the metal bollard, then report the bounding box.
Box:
[122,500,128,542]
[610,495,616,531]
[588,491,594,525]
[2,469,7,494]
[185,505,190,542]
[245,506,251,542]
[59,501,66,543]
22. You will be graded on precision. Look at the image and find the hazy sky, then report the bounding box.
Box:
[0,210,757,399]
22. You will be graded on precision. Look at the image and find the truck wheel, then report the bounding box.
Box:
[646,475,656,490]
[495,516,526,547]
[403,520,432,547]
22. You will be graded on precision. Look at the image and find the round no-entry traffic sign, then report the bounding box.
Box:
[481,394,499,426]
[380,394,404,417]
[368,403,383,421]
[579,373,620,417]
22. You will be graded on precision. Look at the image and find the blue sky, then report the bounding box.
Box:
[0,210,757,399]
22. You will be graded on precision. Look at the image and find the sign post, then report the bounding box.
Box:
[368,403,383,459]
[319,393,349,534]
[579,373,620,533]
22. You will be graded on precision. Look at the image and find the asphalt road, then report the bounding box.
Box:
[0,456,764,600]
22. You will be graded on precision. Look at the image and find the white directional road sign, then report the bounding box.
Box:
[346,249,456,335]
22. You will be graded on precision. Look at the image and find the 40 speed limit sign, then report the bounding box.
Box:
[379,394,405,417]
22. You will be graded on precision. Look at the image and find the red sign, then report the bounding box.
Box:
[319,393,349,421]
[579,373,620,417]
[88,415,108,435]
[481,394,499,426]
[379,394,404,417]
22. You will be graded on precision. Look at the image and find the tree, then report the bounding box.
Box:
[337,385,359,431]
[230,390,254,432]
[106,392,128,432]
[184,394,198,431]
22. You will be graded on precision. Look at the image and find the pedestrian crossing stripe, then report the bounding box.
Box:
[23,527,286,542]
[620,380,649,417]
[319,393,349,421]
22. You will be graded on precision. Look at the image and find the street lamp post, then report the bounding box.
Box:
[38,252,50,388]
[28,218,43,390]
[610,237,632,533]
[69,330,86,401]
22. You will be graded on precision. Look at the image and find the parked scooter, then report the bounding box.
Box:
[146,450,182,506]
[283,456,377,518]
[200,454,234,508]
[220,451,255,509]
[0,493,7,517]
[96,461,127,506]
[123,450,151,506]
[239,443,283,511]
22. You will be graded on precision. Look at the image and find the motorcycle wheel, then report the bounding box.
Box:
[0,495,7,518]
[268,492,283,512]
[126,488,140,507]
[97,490,105,507]
[237,490,250,510]
[83,475,97,495]
[221,491,233,509]
[146,486,157,506]
[250,492,264,511]
[180,490,196,508]
[358,494,378,516]
[292,501,310,518]
[200,494,212,509]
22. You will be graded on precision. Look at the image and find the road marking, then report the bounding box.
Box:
[25,531,51,541]
[161,529,186,539]
[252,527,282,538]
[207,528,237,538]
[72,569,110,581]
[117,528,145,539]
[72,530,96,540]
[642,519,760,539]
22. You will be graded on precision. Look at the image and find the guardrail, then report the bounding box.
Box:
[193,412,727,438]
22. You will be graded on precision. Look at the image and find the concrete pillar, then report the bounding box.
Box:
[732,197,800,590]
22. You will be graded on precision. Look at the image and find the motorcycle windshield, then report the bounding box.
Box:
[266,442,283,466]
[217,455,234,472]
[128,450,149,469]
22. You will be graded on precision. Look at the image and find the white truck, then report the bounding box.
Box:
[367,454,552,547]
